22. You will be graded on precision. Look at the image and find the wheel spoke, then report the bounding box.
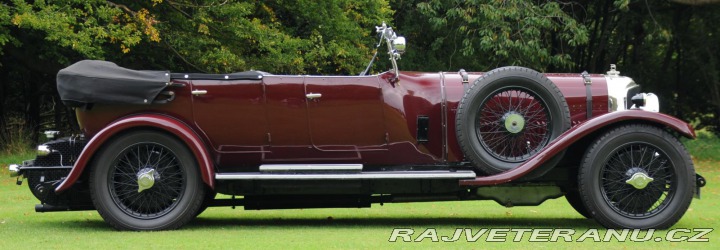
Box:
[476,86,551,162]
[600,142,676,218]
[108,142,186,219]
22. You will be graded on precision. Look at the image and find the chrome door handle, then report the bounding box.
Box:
[306,93,322,99]
[192,90,208,96]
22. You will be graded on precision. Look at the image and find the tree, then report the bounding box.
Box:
[393,0,588,72]
[0,0,393,151]
[567,0,720,133]
[1,0,719,153]
[670,0,720,5]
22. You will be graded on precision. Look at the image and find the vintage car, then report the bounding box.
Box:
[9,23,705,231]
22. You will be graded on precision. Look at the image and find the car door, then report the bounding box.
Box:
[304,76,387,156]
[262,75,317,162]
[191,77,267,167]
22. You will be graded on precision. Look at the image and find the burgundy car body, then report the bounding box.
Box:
[53,71,693,192]
[10,24,704,231]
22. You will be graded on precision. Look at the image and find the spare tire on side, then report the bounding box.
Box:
[456,66,570,175]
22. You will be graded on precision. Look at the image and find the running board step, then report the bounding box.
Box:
[259,164,362,172]
[216,170,476,180]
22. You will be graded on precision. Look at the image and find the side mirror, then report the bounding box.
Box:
[392,36,406,55]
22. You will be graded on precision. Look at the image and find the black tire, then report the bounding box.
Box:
[89,130,206,231]
[456,66,570,174]
[195,187,216,217]
[565,189,592,218]
[578,124,695,229]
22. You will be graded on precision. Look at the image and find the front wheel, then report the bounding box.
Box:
[89,131,205,231]
[578,125,695,229]
[565,189,592,219]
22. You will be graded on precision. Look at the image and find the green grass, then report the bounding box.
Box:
[0,152,33,167]
[684,130,720,162]
[0,154,718,249]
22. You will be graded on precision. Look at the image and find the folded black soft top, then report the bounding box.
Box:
[57,60,265,107]
[57,60,170,106]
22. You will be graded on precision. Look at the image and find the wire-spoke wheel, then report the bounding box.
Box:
[476,87,551,162]
[90,131,205,231]
[109,142,185,219]
[456,66,570,174]
[600,143,673,218]
[579,124,695,229]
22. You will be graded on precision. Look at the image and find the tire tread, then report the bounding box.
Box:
[89,130,206,231]
[578,124,695,229]
[455,66,570,174]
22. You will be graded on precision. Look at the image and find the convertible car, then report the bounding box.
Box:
[9,23,705,231]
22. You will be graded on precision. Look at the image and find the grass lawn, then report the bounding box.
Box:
[0,150,718,249]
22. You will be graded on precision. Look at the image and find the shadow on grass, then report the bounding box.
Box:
[186,216,598,229]
[40,216,597,231]
[34,218,117,232]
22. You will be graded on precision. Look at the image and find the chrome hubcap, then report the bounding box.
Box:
[137,168,157,193]
[503,112,525,134]
[625,172,654,190]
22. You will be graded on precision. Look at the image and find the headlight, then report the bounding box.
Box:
[37,145,52,156]
[631,93,659,112]
[8,164,20,177]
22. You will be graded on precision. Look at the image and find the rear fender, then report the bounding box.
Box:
[55,114,214,193]
[460,110,695,186]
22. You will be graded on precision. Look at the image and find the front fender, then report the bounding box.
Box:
[55,114,214,193]
[460,110,695,186]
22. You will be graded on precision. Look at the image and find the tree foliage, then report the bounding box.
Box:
[394,0,720,133]
[3,0,392,73]
[0,0,392,148]
[567,0,720,133]
[1,0,719,150]
[406,0,588,71]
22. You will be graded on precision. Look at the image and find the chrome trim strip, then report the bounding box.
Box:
[259,164,363,172]
[13,166,73,170]
[216,170,476,180]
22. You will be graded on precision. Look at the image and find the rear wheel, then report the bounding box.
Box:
[578,125,694,229]
[195,187,216,217]
[89,131,205,231]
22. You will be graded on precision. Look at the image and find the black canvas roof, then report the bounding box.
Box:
[57,60,266,107]
[57,60,170,106]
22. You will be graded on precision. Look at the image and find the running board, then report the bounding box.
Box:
[259,164,362,172]
[216,170,476,180]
